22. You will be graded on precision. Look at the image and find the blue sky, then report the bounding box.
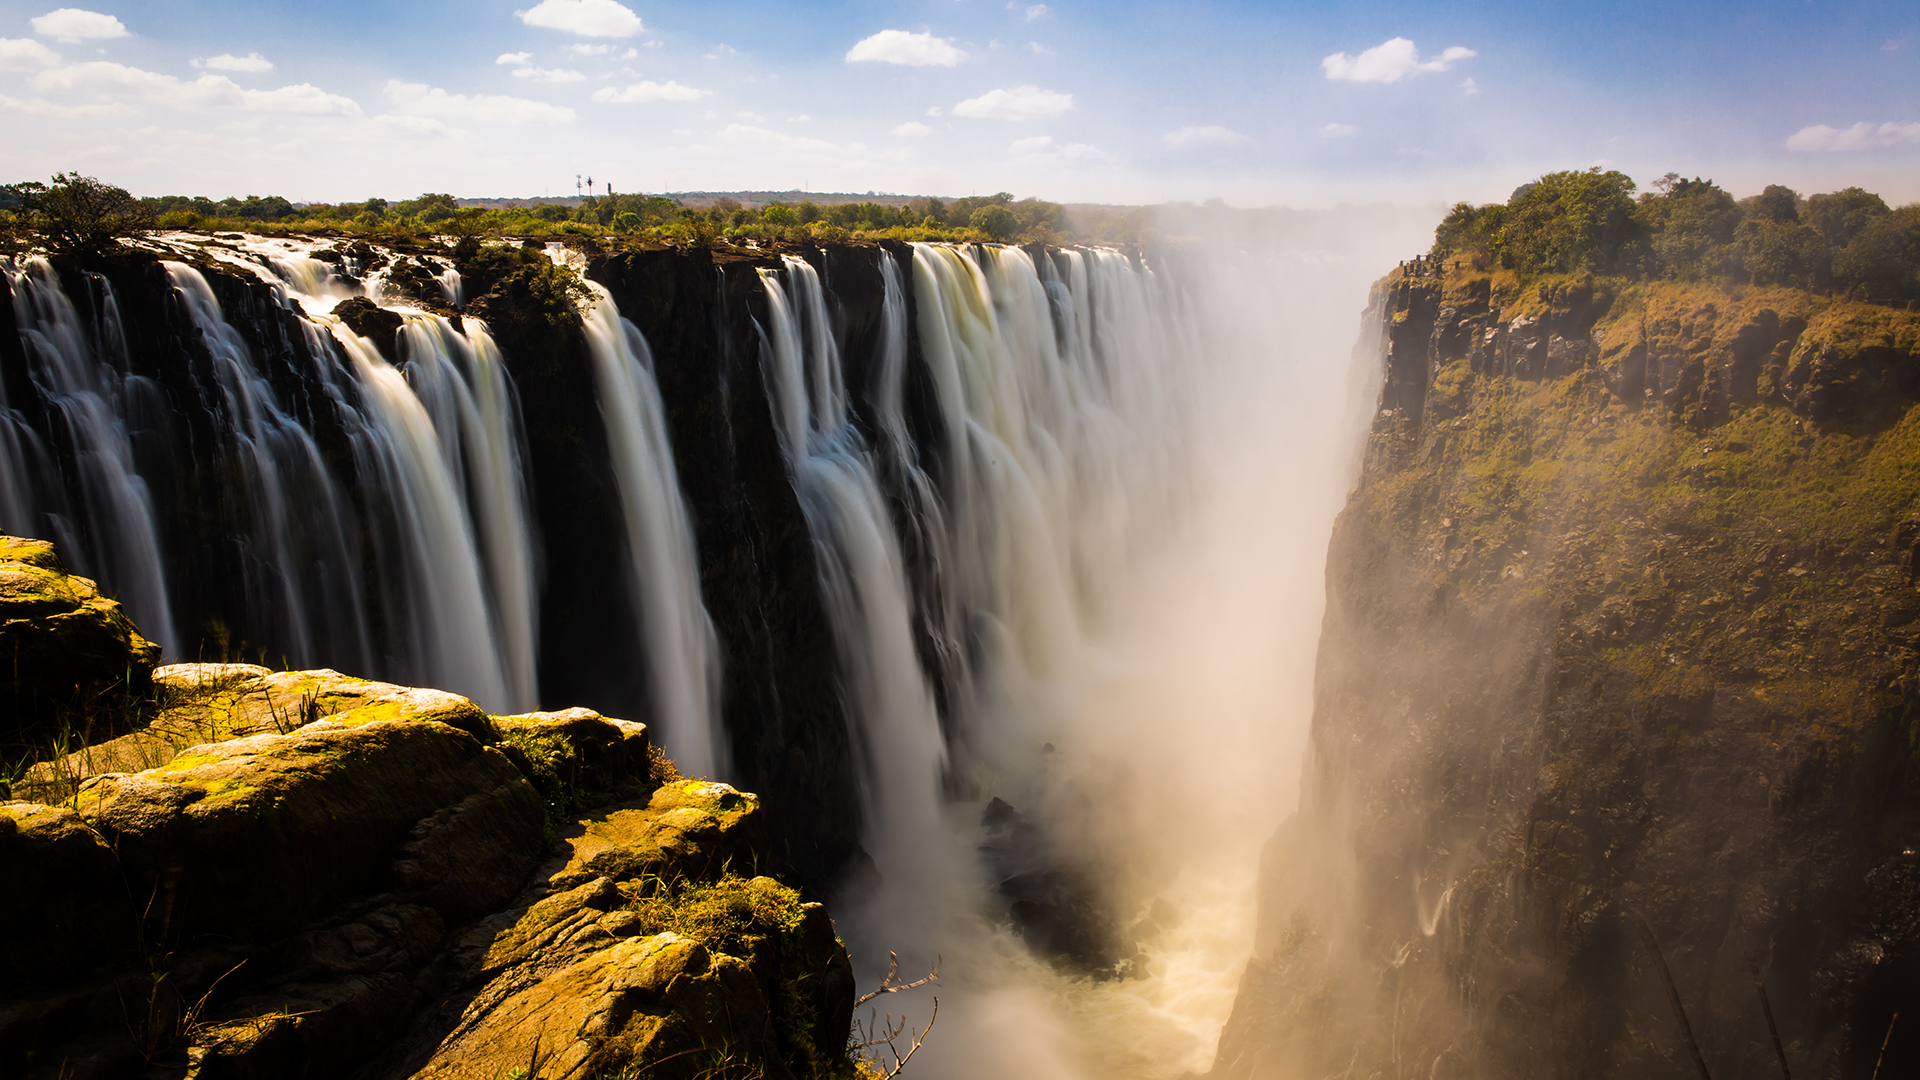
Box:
[1,0,1915,207]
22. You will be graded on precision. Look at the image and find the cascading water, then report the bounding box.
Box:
[748,234,1413,1080]
[576,277,724,777]
[4,257,177,651]
[164,262,372,674]
[398,315,540,711]
[757,255,963,944]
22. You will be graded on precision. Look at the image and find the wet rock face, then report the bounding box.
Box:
[0,535,159,744]
[1216,272,1920,1080]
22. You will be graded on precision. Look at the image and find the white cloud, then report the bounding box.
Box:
[954,84,1073,121]
[704,44,738,60]
[643,40,663,49]
[569,43,611,56]
[1025,4,1050,19]
[846,29,966,67]
[496,51,533,65]
[1025,41,1054,55]
[1322,38,1475,83]
[372,113,450,136]
[1785,120,1920,151]
[35,62,360,114]
[926,105,943,116]
[1162,124,1249,150]
[719,123,839,154]
[0,37,62,70]
[194,52,272,73]
[29,8,127,43]
[787,114,810,122]
[1319,122,1356,137]
[0,91,127,118]
[516,0,644,38]
[1458,77,1479,95]
[384,79,575,125]
[592,79,710,103]
[512,66,586,82]
[893,120,932,136]
[1010,133,1106,161]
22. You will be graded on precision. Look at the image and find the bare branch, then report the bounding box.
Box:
[855,951,941,1007]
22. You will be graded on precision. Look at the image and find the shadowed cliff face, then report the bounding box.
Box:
[1215,269,1920,1079]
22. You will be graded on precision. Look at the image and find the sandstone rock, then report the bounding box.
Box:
[0,535,160,741]
[77,717,540,945]
[17,665,496,801]
[493,706,650,803]
[551,780,768,890]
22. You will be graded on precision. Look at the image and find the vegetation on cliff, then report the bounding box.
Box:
[1431,168,1920,301]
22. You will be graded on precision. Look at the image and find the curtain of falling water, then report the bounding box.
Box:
[5,257,178,651]
[576,278,725,777]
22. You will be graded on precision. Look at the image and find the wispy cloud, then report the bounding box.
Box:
[29,8,127,43]
[512,66,586,83]
[592,79,709,103]
[1458,77,1479,95]
[1025,41,1054,55]
[1785,120,1920,151]
[384,79,574,125]
[1322,38,1475,83]
[496,52,533,65]
[516,0,644,38]
[1010,134,1107,161]
[195,52,273,73]
[1319,122,1356,137]
[0,37,62,70]
[893,120,932,136]
[953,84,1073,120]
[1162,124,1250,150]
[37,61,360,114]
[1025,4,1050,20]
[846,29,966,67]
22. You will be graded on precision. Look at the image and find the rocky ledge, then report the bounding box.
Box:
[0,537,854,1080]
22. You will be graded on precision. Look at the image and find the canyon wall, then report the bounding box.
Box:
[1216,270,1920,1078]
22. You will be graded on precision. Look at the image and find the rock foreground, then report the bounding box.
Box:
[0,550,854,1080]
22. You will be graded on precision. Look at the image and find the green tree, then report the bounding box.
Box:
[1489,168,1639,274]
[11,173,155,258]
[970,204,1020,241]
[1638,177,1740,278]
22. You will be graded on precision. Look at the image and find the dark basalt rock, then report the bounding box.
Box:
[333,295,404,359]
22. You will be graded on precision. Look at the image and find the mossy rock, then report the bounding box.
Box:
[0,535,160,745]
[493,706,650,804]
[551,780,768,890]
[15,665,496,801]
[74,717,541,945]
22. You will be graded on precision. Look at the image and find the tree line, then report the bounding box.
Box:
[1432,168,1920,301]
[1,174,1080,256]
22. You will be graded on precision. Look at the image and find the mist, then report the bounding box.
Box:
[819,204,1438,1080]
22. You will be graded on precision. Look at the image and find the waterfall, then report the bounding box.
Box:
[5,257,177,651]
[757,254,961,930]
[397,315,540,711]
[164,262,373,673]
[577,279,724,777]
[322,323,515,710]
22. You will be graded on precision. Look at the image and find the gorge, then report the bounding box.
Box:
[3,182,1917,1079]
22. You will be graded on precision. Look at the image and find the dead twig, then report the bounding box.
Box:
[854,951,940,1007]
[1637,918,1711,1080]
[1872,1013,1899,1080]
[1748,958,1790,1080]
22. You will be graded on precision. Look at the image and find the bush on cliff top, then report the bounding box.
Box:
[1434,168,1920,299]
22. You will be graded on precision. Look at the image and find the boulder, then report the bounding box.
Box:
[0,536,160,743]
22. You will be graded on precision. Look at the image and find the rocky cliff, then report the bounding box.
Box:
[1215,269,1920,1078]
[0,536,854,1080]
